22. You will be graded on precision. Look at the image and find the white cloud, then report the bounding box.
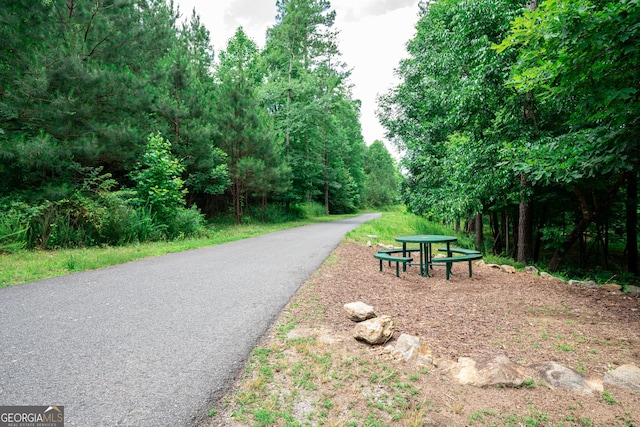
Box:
[362,0,416,16]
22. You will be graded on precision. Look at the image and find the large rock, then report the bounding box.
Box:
[354,315,394,345]
[530,361,603,394]
[391,334,433,367]
[453,355,527,388]
[604,364,640,393]
[343,302,376,322]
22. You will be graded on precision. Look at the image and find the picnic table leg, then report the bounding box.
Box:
[402,242,408,272]
[422,242,429,277]
[445,242,452,277]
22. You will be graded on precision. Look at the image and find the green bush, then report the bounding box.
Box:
[300,201,327,218]
[166,206,207,239]
[247,203,300,223]
[129,133,188,223]
[0,201,30,253]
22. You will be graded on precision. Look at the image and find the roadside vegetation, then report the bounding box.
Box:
[0,202,359,288]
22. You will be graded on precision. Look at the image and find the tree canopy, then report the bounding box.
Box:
[0,0,399,250]
[379,0,640,275]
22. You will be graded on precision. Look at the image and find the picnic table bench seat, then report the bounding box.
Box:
[431,250,483,280]
[373,252,413,277]
[377,246,420,255]
[437,247,481,256]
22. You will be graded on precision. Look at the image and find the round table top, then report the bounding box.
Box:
[395,235,457,243]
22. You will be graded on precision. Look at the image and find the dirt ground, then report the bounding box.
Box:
[213,241,640,426]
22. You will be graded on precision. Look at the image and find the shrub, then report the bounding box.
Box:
[129,133,188,223]
[166,206,207,239]
[0,201,30,253]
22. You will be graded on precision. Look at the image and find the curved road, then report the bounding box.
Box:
[0,213,380,426]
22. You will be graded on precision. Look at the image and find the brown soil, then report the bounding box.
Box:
[212,241,640,426]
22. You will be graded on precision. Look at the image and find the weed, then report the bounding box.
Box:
[468,408,494,424]
[254,408,277,426]
[602,390,619,405]
[578,417,594,426]
[402,404,426,427]
[554,342,575,352]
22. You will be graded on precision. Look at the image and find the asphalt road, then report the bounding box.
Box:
[0,213,380,426]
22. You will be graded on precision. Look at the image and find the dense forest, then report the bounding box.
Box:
[0,0,400,250]
[379,0,639,276]
[3,0,638,278]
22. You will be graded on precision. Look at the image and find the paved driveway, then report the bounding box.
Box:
[0,213,380,426]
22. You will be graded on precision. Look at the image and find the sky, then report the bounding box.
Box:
[173,0,421,154]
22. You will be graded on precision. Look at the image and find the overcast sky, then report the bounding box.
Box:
[173,0,420,154]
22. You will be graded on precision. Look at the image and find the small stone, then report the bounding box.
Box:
[524,266,539,275]
[353,315,394,345]
[599,283,622,292]
[530,361,602,394]
[625,285,640,295]
[569,279,598,288]
[604,364,640,393]
[391,334,433,366]
[500,265,516,274]
[454,355,527,388]
[343,302,376,322]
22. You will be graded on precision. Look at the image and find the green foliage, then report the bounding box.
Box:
[130,132,188,223]
[379,0,640,274]
[1,0,367,250]
[363,141,400,208]
[298,201,328,219]
[0,201,30,253]
[262,0,365,214]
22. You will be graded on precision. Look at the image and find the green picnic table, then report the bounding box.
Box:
[395,235,457,277]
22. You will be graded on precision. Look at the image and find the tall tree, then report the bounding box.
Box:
[363,141,399,208]
[151,8,230,205]
[495,0,640,271]
[263,0,355,209]
[214,27,286,223]
[378,0,525,243]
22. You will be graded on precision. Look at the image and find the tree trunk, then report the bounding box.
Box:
[490,211,502,254]
[324,145,330,215]
[548,174,627,271]
[533,212,544,263]
[232,179,243,224]
[517,173,533,264]
[475,213,484,251]
[627,171,639,275]
[503,211,509,257]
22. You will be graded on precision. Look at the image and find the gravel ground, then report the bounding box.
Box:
[212,241,640,426]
